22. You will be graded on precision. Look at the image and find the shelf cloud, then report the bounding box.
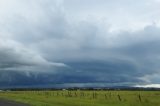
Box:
[0,0,160,87]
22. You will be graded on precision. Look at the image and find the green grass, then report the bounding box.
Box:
[0,90,160,106]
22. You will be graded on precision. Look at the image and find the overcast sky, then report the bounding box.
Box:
[0,0,160,88]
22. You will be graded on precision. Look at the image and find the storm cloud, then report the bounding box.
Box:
[0,0,160,87]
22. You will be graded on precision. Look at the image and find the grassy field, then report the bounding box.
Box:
[0,90,160,106]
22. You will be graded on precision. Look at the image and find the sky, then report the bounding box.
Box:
[0,0,160,88]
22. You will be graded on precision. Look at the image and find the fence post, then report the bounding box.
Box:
[138,94,142,102]
[117,94,121,101]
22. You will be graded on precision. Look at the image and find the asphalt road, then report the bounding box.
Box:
[0,99,29,106]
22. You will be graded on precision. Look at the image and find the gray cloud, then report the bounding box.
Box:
[0,39,66,71]
[0,0,160,87]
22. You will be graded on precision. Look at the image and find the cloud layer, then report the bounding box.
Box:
[0,0,160,87]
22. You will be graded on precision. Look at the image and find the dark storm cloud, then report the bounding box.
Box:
[0,0,160,87]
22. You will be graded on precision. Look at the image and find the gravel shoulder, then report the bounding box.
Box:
[0,99,30,106]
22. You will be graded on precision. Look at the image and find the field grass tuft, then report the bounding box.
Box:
[0,90,160,106]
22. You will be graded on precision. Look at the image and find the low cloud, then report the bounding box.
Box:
[0,0,160,87]
[0,39,66,72]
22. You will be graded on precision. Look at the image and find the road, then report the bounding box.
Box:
[0,99,29,106]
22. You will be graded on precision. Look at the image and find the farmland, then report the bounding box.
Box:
[0,90,160,106]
